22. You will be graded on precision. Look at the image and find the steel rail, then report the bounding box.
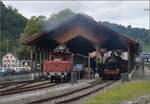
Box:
[1,82,58,96]
[28,80,113,104]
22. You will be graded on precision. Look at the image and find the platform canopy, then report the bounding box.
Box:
[22,14,138,55]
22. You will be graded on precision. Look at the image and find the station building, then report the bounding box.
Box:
[2,53,31,71]
[22,13,139,73]
[2,53,17,69]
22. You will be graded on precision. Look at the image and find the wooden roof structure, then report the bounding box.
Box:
[22,13,139,55]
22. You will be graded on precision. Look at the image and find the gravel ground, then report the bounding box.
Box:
[121,94,150,104]
[0,78,98,104]
[42,81,112,104]
[143,66,150,75]
[70,80,120,104]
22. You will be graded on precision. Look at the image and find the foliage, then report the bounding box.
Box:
[23,16,46,37]
[143,43,150,52]
[16,16,46,59]
[0,2,27,62]
[144,63,150,68]
[15,45,30,59]
[84,80,150,104]
[0,2,149,62]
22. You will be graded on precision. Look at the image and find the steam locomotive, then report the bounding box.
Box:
[101,52,128,80]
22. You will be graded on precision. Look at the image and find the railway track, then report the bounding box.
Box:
[0,82,27,89]
[0,81,33,92]
[16,81,50,90]
[28,81,114,104]
[1,80,50,92]
[0,81,58,96]
[0,80,44,89]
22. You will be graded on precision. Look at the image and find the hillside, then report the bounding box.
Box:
[0,2,149,62]
[0,2,27,60]
[100,21,150,52]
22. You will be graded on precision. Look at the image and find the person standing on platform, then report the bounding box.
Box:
[97,48,106,77]
[90,58,96,77]
[97,58,103,77]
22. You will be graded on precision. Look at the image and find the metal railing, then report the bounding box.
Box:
[0,71,43,83]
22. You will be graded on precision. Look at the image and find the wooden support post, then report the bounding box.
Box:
[43,49,46,68]
[30,46,33,71]
[35,47,38,70]
[39,50,42,72]
[131,51,135,70]
[128,44,135,72]
[128,44,130,72]
[128,44,137,80]
[95,46,98,69]
[88,53,91,79]
[48,49,50,60]
[142,58,144,72]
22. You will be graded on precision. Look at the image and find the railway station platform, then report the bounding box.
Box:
[132,66,150,80]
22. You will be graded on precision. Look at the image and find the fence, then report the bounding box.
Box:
[0,72,43,83]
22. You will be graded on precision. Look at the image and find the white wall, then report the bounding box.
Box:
[2,53,17,68]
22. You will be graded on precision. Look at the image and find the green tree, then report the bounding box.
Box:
[18,16,46,59]
[0,2,27,62]
[15,45,30,59]
[23,16,46,37]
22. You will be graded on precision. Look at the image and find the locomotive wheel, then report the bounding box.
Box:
[66,73,71,81]
[50,77,55,83]
[63,76,69,82]
[50,76,60,82]
[102,75,107,80]
[113,74,121,80]
[113,76,118,80]
[102,77,107,80]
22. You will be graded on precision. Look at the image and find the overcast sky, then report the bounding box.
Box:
[3,1,150,29]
